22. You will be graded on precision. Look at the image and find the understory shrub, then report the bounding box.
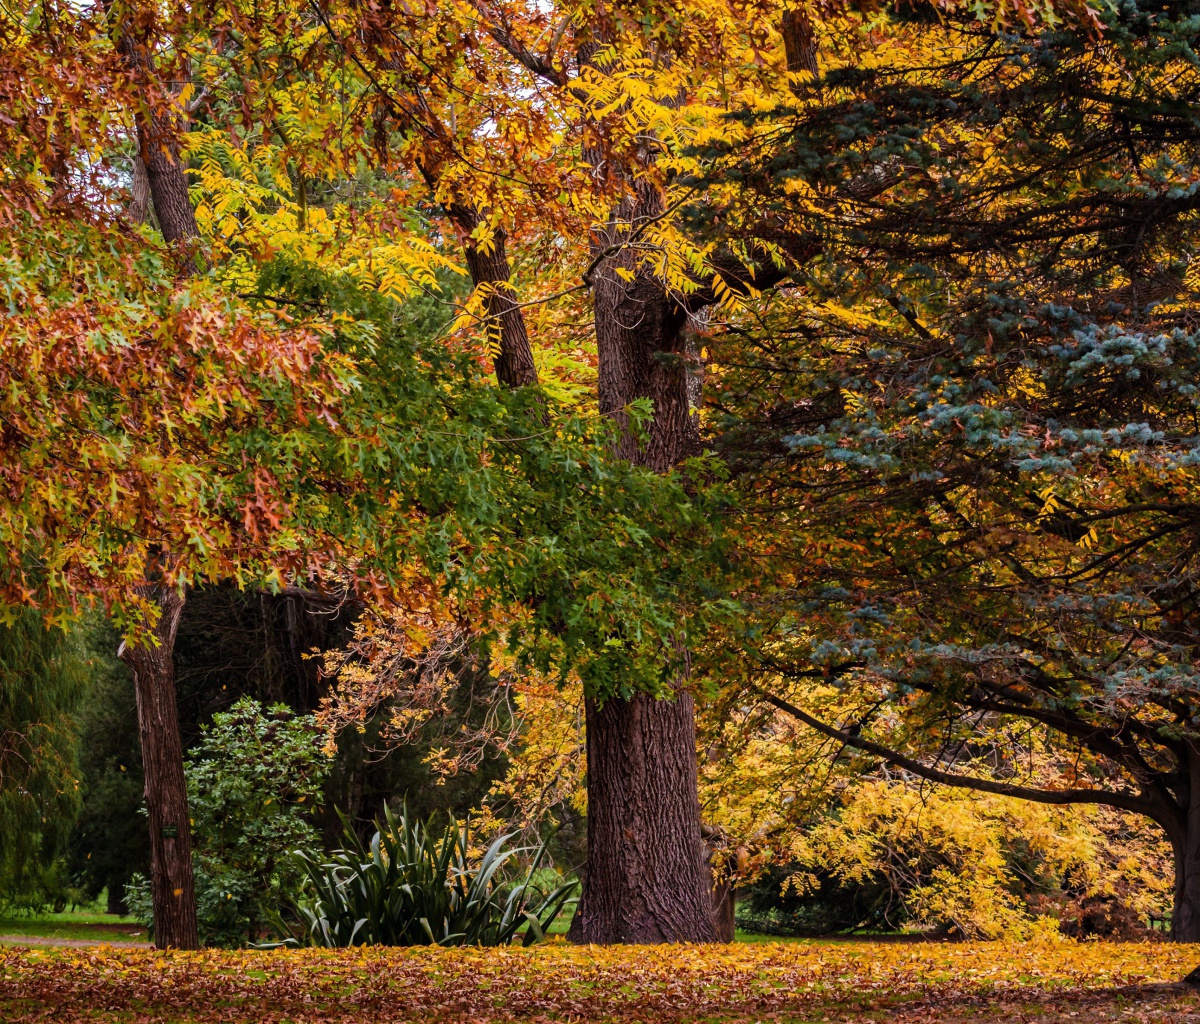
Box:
[736,779,1171,940]
[270,804,576,947]
[128,698,329,946]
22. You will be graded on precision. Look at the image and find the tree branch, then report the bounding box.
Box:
[760,689,1157,817]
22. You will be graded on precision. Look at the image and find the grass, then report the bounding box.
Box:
[0,908,146,945]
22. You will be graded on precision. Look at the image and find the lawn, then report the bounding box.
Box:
[1,939,1198,1023]
[0,909,146,945]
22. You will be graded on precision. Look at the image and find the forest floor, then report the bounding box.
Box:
[1,939,1198,1023]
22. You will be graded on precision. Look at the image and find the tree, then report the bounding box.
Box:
[698,692,1174,938]
[2,0,499,947]
[161,0,1086,943]
[682,5,1200,939]
[308,0,1086,943]
[108,1,206,949]
[4,0,1091,948]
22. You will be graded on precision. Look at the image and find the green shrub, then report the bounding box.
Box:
[128,697,330,946]
[270,804,576,947]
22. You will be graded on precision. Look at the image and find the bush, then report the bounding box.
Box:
[128,697,330,946]
[270,804,576,947]
[736,865,895,937]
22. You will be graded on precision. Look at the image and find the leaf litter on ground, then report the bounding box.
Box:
[1,939,1199,1023]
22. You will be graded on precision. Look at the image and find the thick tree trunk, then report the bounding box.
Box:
[119,584,198,949]
[568,692,718,942]
[1172,838,1200,942]
[592,182,702,471]
[781,9,819,78]
[567,157,717,940]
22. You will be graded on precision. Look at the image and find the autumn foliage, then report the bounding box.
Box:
[6,0,1200,968]
[3,941,1200,1023]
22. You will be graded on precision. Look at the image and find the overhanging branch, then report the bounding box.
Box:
[760,690,1156,817]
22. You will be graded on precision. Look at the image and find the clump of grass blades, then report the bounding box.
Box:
[267,805,576,947]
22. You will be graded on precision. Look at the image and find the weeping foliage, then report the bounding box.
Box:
[0,611,88,909]
[270,804,576,948]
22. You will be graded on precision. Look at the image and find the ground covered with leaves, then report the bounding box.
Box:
[2,940,1199,1023]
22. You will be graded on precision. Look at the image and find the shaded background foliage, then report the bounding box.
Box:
[0,612,88,912]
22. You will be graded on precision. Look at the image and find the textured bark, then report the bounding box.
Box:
[781,9,819,79]
[119,583,197,949]
[447,204,539,388]
[135,109,197,246]
[564,33,719,944]
[1172,748,1200,942]
[113,17,200,946]
[129,155,153,226]
[568,692,718,942]
[591,182,701,471]
[115,32,198,247]
[712,877,737,943]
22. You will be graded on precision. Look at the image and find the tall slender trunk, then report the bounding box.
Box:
[120,583,197,949]
[112,11,201,949]
[447,203,539,389]
[116,32,199,251]
[1172,744,1200,942]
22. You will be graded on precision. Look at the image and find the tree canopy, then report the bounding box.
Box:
[5,0,1200,946]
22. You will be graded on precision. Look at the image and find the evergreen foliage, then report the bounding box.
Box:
[270,803,576,948]
[0,612,87,912]
[126,697,329,947]
[693,6,1200,936]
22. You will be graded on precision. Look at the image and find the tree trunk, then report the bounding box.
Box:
[712,877,736,943]
[114,27,199,249]
[1172,748,1200,942]
[119,584,198,949]
[133,106,197,247]
[564,49,716,939]
[568,692,718,942]
[111,17,202,946]
[128,155,153,227]
[592,186,700,471]
[781,9,819,79]
[447,203,539,388]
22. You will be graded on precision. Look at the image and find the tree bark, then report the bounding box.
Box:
[133,102,197,247]
[114,26,199,247]
[568,691,718,942]
[712,876,736,943]
[592,182,701,471]
[128,155,153,227]
[781,9,819,79]
[558,28,721,942]
[119,583,198,949]
[112,11,201,947]
[568,144,717,942]
[447,203,539,388]
[1172,746,1200,942]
